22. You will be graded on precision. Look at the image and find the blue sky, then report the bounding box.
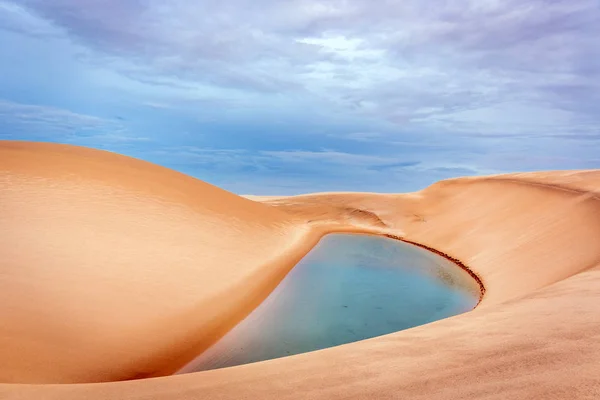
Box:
[1,0,599,194]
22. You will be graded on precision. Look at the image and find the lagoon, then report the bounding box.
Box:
[180,234,480,373]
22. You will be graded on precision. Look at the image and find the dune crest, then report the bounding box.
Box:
[1,142,599,399]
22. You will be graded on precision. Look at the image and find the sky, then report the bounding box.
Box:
[1,0,599,195]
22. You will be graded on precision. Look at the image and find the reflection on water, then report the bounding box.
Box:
[180,234,480,373]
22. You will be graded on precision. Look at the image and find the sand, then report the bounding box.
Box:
[0,141,599,399]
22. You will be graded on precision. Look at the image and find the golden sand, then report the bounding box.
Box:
[1,141,599,398]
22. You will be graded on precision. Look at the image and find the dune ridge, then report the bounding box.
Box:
[1,141,599,399]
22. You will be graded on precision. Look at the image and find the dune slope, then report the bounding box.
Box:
[0,141,317,383]
[0,142,599,398]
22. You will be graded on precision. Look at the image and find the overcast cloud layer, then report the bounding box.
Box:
[1,0,598,194]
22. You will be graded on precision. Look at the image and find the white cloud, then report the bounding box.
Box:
[11,0,599,137]
[0,99,105,131]
[262,150,397,166]
[0,99,146,144]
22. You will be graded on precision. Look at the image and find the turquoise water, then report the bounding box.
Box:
[180,234,480,373]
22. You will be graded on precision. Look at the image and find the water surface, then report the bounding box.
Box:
[181,234,480,373]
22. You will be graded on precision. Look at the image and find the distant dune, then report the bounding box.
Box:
[1,141,599,399]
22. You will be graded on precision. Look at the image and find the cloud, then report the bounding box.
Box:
[1,0,599,194]
[0,99,106,132]
[14,0,331,94]
[0,1,59,37]
[262,150,399,166]
[0,99,147,145]
[13,0,597,128]
[326,132,386,143]
[10,0,598,136]
[142,145,492,194]
[148,147,410,173]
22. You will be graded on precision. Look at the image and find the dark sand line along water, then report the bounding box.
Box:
[384,234,486,303]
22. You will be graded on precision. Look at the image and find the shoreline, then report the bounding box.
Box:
[383,233,486,304]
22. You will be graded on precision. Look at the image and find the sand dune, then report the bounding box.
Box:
[0,141,317,383]
[1,141,599,398]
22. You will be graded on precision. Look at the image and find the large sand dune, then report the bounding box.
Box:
[1,141,599,398]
